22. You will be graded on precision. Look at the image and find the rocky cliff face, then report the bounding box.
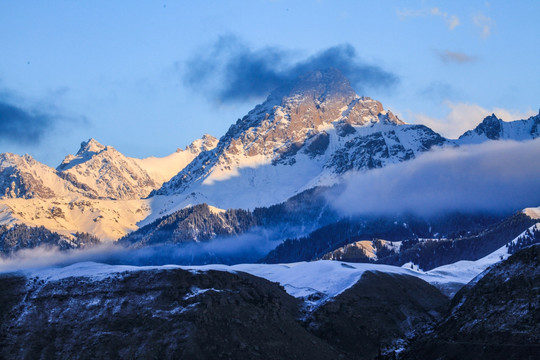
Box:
[0,153,66,199]
[326,125,446,174]
[0,136,217,240]
[57,139,161,200]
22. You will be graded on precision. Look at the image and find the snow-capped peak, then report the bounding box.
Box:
[78,138,106,154]
[457,112,540,144]
[153,69,441,211]
[57,138,107,171]
[0,152,37,167]
[0,152,70,199]
[186,134,218,153]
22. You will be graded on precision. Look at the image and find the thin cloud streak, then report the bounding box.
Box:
[330,140,540,217]
[0,228,279,272]
[397,7,460,30]
[435,50,476,64]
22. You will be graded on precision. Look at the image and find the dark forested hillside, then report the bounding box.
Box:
[0,224,100,255]
[261,212,511,266]
[118,204,257,248]
[378,213,537,270]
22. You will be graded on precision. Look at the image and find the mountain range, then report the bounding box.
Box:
[1,68,538,243]
[1,68,540,360]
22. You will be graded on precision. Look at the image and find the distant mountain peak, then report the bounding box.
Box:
[78,138,107,155]
[57,138,108,171]
[483,113,501,123]
[456,114,503,141]
[457,111,540,144]
[184,134,219,154]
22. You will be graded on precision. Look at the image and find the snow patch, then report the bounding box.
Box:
[183,286,223,300]
[523,206,540,220]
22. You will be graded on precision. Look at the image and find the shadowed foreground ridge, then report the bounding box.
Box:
[0,268,344,360]
[0,265,452,360]
[401,244,540,360]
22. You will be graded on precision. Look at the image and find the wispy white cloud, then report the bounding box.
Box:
[447,15,460,30]
[330,140,540,217]
[397,7,460,31]
[411,102,536,139]
[473,13,494,38]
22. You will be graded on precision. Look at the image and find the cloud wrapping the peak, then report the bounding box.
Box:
[330,139,540,218]
[183,36,398,103]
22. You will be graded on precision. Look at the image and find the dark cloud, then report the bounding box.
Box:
[0,90,88,147]
[0,100,57,145]
[183,36,398,102]
[329,140,540,217]
[435,50,476,64]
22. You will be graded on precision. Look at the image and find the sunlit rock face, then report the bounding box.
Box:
[0,153,59,199]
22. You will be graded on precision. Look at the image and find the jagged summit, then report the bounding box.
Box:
[458,111,540,144]
[57,138,107,171]
[186,134,218,153]
[0,152,67,199]
[468,114,502,140]
[220,69,404,152]
[266,68,404,126]
[0,67,537,239]
[78,138,106,154]
[54,137,161,200]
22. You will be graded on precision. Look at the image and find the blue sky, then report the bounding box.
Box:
[1,0,539,166]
